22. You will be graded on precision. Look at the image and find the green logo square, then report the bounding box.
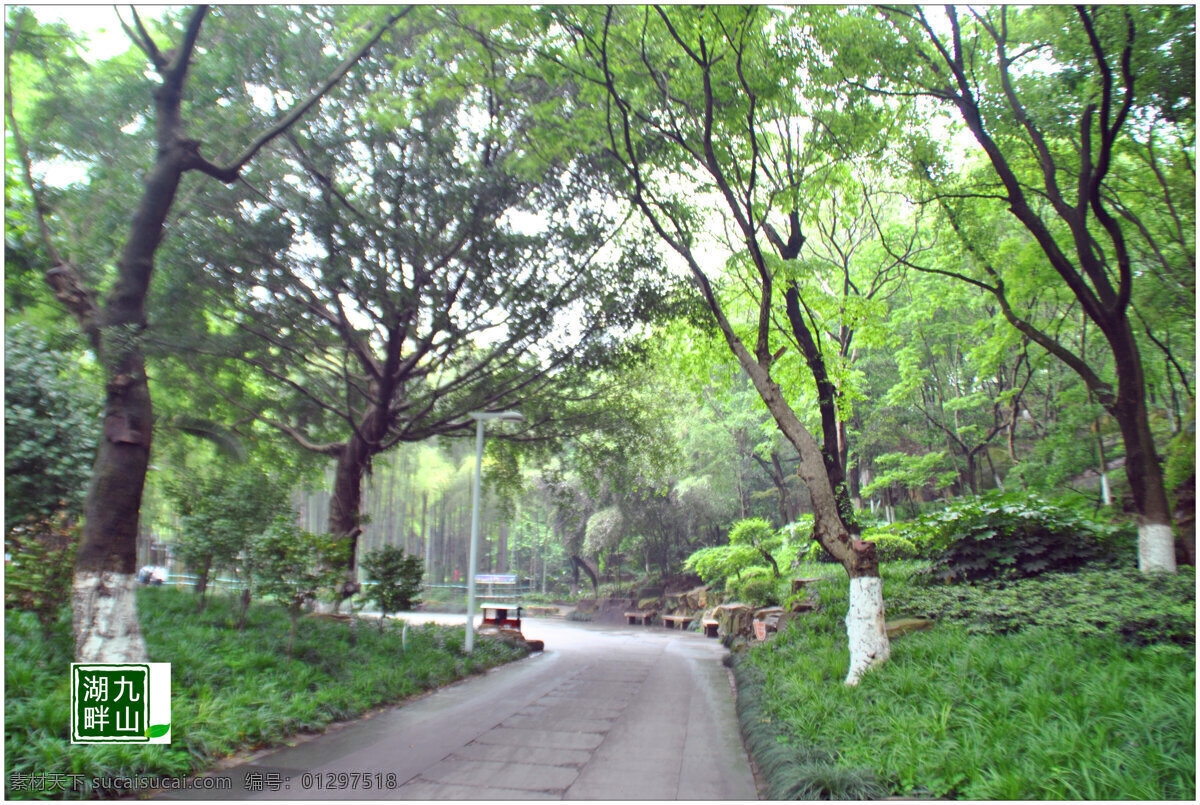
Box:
[71,664,149,743]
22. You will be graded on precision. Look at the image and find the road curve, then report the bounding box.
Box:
[165,615,759,800]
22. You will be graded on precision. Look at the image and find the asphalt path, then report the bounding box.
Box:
[165,614,759,800]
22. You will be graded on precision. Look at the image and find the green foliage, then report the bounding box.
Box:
[3,512,77,629]
[165,462,291,596]
[742,614,1194,800]
[730,659,885,800]
[361,545,424,628]
[249,520,348,655]
[4,589,527,799]
[735,573,782,608]
[1164,401,1195,501]
[917,492,1127,582]
[862,529,921,562]
[890,567,1196,647]
[683,544,761,585]
[3,323,100,528]
[728,517,782,577]
[861,451,957,499]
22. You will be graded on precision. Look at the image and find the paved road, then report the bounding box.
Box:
[167,614,758,800]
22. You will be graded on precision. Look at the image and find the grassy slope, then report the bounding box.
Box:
[738,563,1196,800]
[4,587,528,799]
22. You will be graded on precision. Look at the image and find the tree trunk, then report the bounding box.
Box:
[571,554,599,596]
[723,336,888,684]
[73,54,197,663]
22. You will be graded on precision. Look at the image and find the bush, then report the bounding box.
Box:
[4,512,77,629]
[249,519,347,656]
[737,574,782,608]
[4,323,100,529]
[889,566,1196,647]
[361,544,423,628]
[860,527,922,561]
[917,492,1126,582]
[166,462,291,601]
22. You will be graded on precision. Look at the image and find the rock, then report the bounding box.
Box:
[637,597,661,611]
[715,602,754,639]
[885,618,934,638]
[671,585,709,612]
[575,598,598,613]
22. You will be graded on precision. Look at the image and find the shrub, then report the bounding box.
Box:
[4,512,77,629]
[889,566,1195,647]
[249,519,347,656]
[798,539,839,564]
[4,323,100,529]
[861,528,921,561]
[684,543,762,584]
[737,575,782,608]
[361,544,424,629]
[166,462,291,603]
[917,492,1125,582]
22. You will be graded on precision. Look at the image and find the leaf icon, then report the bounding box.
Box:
[147,724,171,738]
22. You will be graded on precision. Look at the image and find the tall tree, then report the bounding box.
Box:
[177,7,676,588]
[838,5,1194,572]
[549,5,895,683]
[6,4,407,661]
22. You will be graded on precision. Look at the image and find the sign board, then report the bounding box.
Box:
[474,574,517,584]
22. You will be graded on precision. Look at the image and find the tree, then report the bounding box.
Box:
[550,5,891,683]
[165,461,290,608]
[249,519,346,657]
[361,545,423,631]
[176,7,676,591]
[5,4,408,661]
[839,5,1194,572]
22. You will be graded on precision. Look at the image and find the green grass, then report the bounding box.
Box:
[740,562,1196,800]
[5,587,528,799]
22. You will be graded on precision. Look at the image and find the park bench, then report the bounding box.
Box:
[625,610,656,626]
[702,618,719,638]
[661,614,693,630]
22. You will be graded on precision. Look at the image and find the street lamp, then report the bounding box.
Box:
[465,410,524,653]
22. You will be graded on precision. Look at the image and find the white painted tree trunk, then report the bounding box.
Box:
[73,570,149,663]
[1138,523,1177,574]
[844,576,890,686]
[1100,472,1112,506]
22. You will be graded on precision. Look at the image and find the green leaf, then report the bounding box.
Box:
[146,723,171,738]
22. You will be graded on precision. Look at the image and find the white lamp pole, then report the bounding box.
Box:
[465,410,524,653]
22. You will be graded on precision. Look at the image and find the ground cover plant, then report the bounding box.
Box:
[736,562,1196,799]
[4,587,528,800]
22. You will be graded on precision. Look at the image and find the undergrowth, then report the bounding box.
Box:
[738,563,1195,800]
[5,587,528,799]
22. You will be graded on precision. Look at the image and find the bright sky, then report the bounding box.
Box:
[35,4,173,62]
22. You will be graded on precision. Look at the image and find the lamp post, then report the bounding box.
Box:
[465,410,524,653]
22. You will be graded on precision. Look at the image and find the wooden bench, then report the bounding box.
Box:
[702,618,719,638]
[661,614,693,630]
[625,610,656,626]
